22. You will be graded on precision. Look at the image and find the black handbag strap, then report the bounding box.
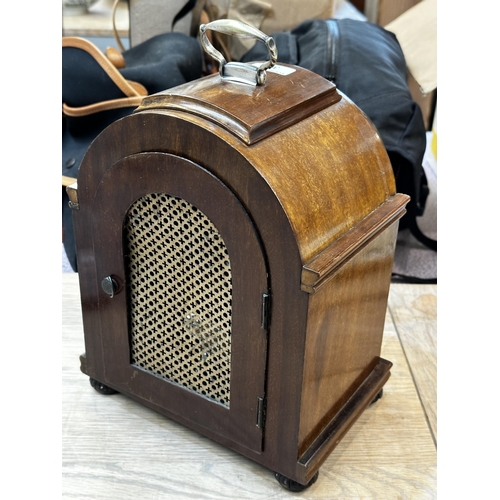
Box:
[172,0,199,31]
[391,273,437,284]
[408,216,437,252]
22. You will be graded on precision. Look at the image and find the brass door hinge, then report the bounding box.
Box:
[261,292,271,330]
[256,396,267,429]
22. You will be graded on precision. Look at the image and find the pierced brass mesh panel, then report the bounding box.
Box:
[124,193,232,407]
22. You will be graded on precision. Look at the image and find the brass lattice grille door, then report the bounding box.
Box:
[92,153,269,452]
[124,193,233,407]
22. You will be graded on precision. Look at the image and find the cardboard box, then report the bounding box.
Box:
[221,0,339,60]
[260,0,338,33]
[384,0,437,130]
[384,0,437,95]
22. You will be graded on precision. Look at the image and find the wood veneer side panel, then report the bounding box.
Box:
[297,223,398,456]
[301,194,409,291]
[296,358,392,483]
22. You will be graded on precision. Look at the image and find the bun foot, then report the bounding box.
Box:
[89,378,118,395]
[370,388,384,405]
[275,471,319,492]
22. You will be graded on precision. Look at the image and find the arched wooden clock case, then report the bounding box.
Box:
[67,63,409,490]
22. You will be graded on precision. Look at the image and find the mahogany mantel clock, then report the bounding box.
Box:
[67,20,409,492]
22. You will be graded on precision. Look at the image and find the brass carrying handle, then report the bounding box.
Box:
[199,19,278,86]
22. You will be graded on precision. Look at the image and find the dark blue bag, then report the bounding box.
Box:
[62,32,204,271]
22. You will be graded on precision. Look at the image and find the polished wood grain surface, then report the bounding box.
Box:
[131,86,397,266]
[137,67,341,145]
[298,225,397,456]
[301,194,408,293]
[63,274,437,499]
